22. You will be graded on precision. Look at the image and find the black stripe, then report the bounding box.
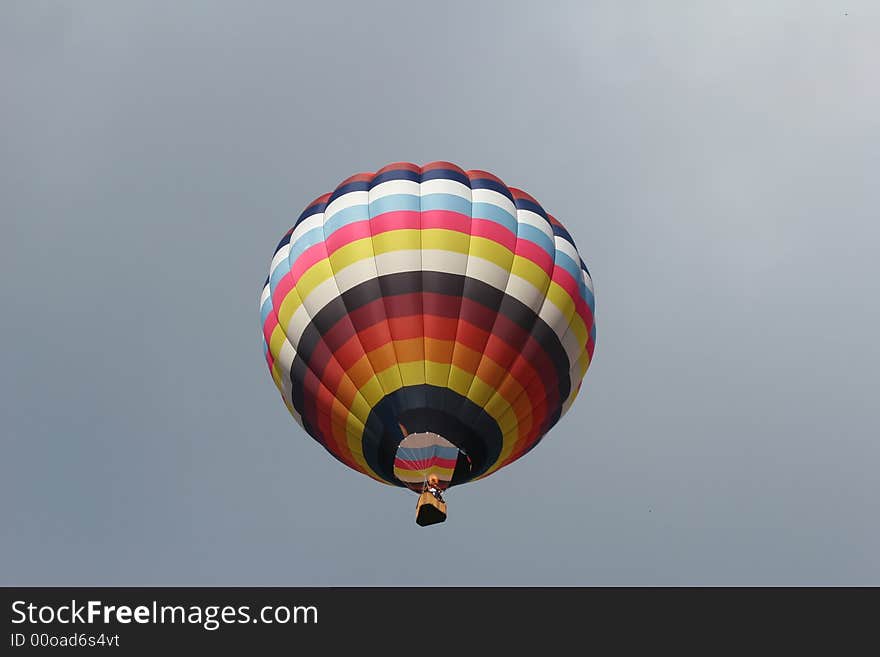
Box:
[290,271,570,402]
[283,271,572,482]
[328,180,370,204]
[421,167,470,187]
[470,177,515,201]
[514,197,548,219]
[293,202,327,230]
[370,168,421,187]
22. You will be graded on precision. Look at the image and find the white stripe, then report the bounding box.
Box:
[369,179,420,200]
[291,213,324,243]
[286,250,578,362]
[276,339,297,402]
[330,257,380,295]
[374,250,422,276]
[325,189,368,217]
[298,275,341,315]
[270,244,291,277]
[583,270,594,295]
[465,256,510,291]
[472,188,517,214]
[505,274,546,312]
[516,209,554,239]
[538,298,572,336]
[554,236,579,264]
[291,252,551,327]
[422,249,468,273]
[420,178,472,199]
[285,303,313,349]
[560,327,583,367]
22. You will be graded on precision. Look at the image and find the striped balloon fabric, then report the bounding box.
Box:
[260,162,596,490]
[393,432,459,492]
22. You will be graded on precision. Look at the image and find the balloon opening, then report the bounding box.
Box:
[383,408,482,490]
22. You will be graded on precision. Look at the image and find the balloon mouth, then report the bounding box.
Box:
[381,408,484,489]
[393,431,463,492]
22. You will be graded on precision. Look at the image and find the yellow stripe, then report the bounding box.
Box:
[268,324,288,361]
[372,228,421,254]
[278,231,573,328]
[328,239,377,274]
[545,281,577,327]
[398,360,426,387]
[420,228,470,252]
[468,235,515,268]
[394,468,456,482]
[338,350,530,481]
[510,255,551,293]
[425,356,452,388]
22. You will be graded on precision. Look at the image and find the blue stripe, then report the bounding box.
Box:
[517,224,555,259]
[269,260,291,290]
[286,227,325,268]
[260,297,273,325]
[555,252,583,286]
[369,194,420,215]
[420,193,472,216]
[396,445,460,461]
[323,203,370,236]
[582,284,595,314]
[472,201,517,236]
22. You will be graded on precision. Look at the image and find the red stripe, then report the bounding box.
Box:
[393,457,458,471]
[509,187,540,207]
[375,161,421,176]
[336,172,373,187]
[422,161,464,174]
[467,169,506,186]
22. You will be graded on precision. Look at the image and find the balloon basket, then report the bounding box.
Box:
[416,492,447,527]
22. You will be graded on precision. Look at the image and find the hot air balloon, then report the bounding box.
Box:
[259,162,596,525]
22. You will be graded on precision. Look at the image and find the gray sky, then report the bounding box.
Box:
[2,1,878,585]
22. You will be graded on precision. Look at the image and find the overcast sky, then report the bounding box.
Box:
[2,1,878,585]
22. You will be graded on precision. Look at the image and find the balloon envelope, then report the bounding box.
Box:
[260,162,595,490]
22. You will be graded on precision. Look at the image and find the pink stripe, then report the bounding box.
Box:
[271,272,296,314]
[370,210,420,233]
[393,457,458,471]
[325,219,372,253]
[289,243,328,285]
[551,266,581,305]
[550,267,592,330]
[470,217,517,251]
[280,209,560,292]
[421,209,471,231]
[515,239,554,272]
[262,312,278,345]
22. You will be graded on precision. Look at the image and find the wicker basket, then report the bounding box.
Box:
[416,492,447,526]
